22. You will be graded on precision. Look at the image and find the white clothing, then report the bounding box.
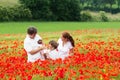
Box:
[48,49,59,60]
[24,34,43,62]
[57,38,73,60]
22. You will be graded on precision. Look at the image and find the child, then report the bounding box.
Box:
[45,40,59,60]
[37,39,47,60]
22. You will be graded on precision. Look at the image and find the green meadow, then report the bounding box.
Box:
[0,22,120,34]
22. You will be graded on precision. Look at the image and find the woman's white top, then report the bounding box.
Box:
[24,34,43,62]
[57,38,73,60]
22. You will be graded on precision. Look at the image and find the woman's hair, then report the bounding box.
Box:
[49,40,58,49]
[62,32,75,47]
[27,27,37,35]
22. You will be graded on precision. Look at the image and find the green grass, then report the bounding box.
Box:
[0,22,120,34]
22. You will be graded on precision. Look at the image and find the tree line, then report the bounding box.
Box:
[0,0,120,21]
[80,0,120,13]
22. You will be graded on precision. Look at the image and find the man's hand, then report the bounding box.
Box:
[29,46,46,55]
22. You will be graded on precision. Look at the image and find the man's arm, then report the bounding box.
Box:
[24,39,45,55]
[29,46,44,55]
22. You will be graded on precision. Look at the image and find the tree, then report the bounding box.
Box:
[104,0,116,12]
[20,0,52,20]
[80,0,85,7]
[91,0,102,8]
[50,0,80,21]
[117,0,120,9]
[20,0,80,21]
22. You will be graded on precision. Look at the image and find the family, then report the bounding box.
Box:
[24,27,75,62]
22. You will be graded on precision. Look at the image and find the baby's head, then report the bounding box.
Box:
[38,39,43,44]
[49,40,58,50]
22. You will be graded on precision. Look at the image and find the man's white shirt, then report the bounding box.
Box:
[24,34,43,62]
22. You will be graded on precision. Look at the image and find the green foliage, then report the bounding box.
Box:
[20,0,81,21]
[20,0,53,21]
[0,5,32,21]
[117,0,120,8]
[11,5,32,21]
[50,0,80,21]
[1,0,120,21]
[0,7,9,21]
[100,11,108,22]
[80,11,92,21]
[80,0,120,13]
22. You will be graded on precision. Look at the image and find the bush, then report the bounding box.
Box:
[99,11,108,22]
[0,5,32,21]
[12,5,32,21]
[0,6,9,21]
[80,11,92,21]
[20,0,52,21]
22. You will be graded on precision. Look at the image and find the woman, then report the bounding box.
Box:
[57,32,75,60]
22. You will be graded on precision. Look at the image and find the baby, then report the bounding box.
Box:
[37,39,47,60]
[38,39,43,45]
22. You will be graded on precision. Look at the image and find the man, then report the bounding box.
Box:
[24,27,44,62]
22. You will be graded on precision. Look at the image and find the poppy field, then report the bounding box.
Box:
[0,29,120,80]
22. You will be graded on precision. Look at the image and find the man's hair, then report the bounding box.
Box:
[27,27,37,35]
[49,40,58,49]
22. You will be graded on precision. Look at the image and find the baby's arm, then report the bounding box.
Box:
[40,49,50,59]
